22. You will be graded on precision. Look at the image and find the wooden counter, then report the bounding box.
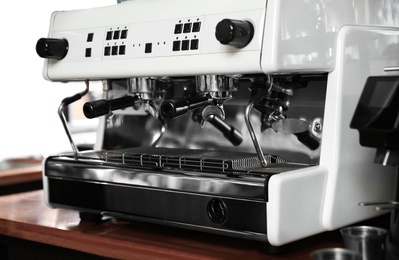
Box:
[0,159,42,187]
[0,190,346,259]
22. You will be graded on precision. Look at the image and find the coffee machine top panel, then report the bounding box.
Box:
[39,0,399,81]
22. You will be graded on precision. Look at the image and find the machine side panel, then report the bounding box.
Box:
[261,0,399,74]
[320,26,399,230]
[267,166,328,246]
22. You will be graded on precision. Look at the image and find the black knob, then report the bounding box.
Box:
[83,96,139,119]
[215,19,254,48]
[36,38,69,60]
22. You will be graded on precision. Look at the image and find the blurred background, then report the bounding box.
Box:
[0,0,115,160]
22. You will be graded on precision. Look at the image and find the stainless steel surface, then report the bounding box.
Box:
[272,118,310,134]
[385,67,399,72]
[196,75,238,101]
[46,156,266,199]
[58,80,90,155]
[311,248,362,260]
[99,77,326,164]
[340,226,387,260]
[245,102,268,167]
[374,149,399,166]
[360,201,399,211]
[128,77,169,101]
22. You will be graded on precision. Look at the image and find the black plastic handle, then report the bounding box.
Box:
[83,96,139,119]
[208,116,243,146]
[294,131,320,150]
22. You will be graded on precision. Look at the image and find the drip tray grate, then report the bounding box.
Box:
[76,147,307,175]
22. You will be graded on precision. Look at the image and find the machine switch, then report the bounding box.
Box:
[36,38,69,60]
[215,19,254,48]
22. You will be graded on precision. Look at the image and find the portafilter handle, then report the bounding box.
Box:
[83,95,140,119]
[160,95,212,119]
[206,115,243,146]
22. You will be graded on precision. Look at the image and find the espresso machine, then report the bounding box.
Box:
[36,0,399,247]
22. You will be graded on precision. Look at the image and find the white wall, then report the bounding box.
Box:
[0,1,115,160]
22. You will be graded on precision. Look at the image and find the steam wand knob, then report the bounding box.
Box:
[83,95,140,119]
[36,38,69,60]
[215,19,254,48]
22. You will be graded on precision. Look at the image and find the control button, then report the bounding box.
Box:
[119,45,126,55]
[111,46,118,55]
[190,39,199,50]
[145,43,152,53]
[35,38,69,60]
[215,19,254,48]
[113,30,120,40]
[172,41,180,51]
[85,48,92,57]
[174,24,183,34]
[183,23,192,33]
[104,46,111,56]
[87,33,94,42]
[121,29,128,39]
[192,22,201,32]
[106,31,113,40]
[182,40,189,51]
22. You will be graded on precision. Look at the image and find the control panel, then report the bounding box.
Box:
[38,1,267,80]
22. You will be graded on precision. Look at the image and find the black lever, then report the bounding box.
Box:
[294,131,320,150]
[83,95,140,119]
[207,115,243,146]
[160,96,212,119]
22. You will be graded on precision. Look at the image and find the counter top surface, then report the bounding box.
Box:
[0,159,42,186]
[0,190,345,259]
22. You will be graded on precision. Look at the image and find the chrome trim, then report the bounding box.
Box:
[45,156,267,199]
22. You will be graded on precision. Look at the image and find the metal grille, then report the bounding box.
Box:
[76,147,288,174]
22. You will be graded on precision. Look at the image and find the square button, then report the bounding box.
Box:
[173,41,181,51]
[119,45,126,55]
[145,43,152,53]
[106,31,113,40]
[104,46,111,56]
[192,22,201,32]
[113,30,120,40]
[182,40,189,51]
[174,24,183,34]
[87,33,94,42]
[111,46,118,55]
[121,30,128,39]
[183,23,192,33]
[190,39,199,50]
[85,48,92,57]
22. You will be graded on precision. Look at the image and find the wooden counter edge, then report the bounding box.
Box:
[0,218,212,260]
[0,166,42,186]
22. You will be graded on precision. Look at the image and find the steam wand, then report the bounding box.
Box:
[58,80,90,155]
[245,101,268,168]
